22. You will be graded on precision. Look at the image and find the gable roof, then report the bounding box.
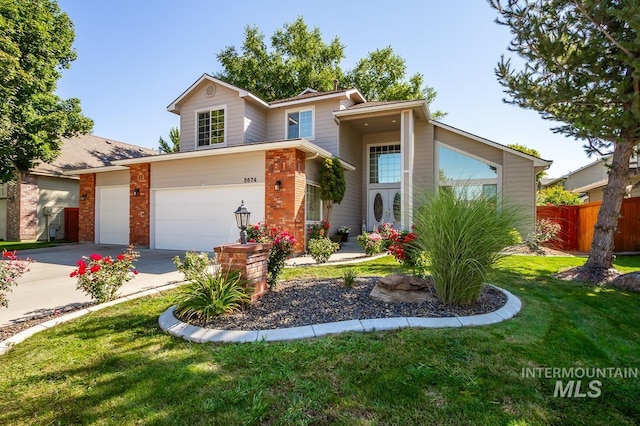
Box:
[32,134,157,178]
[167,73,365,113]
[431,121,552,168]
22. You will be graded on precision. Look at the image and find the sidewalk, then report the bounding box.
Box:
[285,240,385,266]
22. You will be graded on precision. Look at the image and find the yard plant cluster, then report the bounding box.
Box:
[0,250,32,308]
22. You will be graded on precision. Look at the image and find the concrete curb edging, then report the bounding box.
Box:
[159,284,522,344]
[0,282,184,356]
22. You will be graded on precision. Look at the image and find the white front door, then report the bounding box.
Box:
[368,188,401,231]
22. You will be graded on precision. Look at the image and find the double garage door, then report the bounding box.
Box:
[153,184,264,251]
[97,184,264,251]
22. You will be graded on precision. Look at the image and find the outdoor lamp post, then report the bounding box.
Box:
[234,200,251,244]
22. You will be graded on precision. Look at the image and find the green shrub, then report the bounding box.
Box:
[173,251,213,281]
[307,220,330,240]
[1,250,32,308]
[308,237,340,263]
[342,268,357,287]
[413,189,523,305]
[525,218,561,250]
[174,266,252,322]
[246,222,296,288]
[357,232,384,256]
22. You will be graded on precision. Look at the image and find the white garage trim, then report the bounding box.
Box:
[151,183,265,251]
[96,186,130,245]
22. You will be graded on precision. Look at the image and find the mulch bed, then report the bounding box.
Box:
[192,278,507,331]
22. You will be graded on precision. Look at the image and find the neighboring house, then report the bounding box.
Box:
[0,135,156,241]
[67,74,551,253]
[545,147,639,203]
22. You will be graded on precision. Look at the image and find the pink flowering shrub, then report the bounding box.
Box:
[0,250,33,308]
[70,247,140,303]
[357,232,384,256]
[247,222,296,287]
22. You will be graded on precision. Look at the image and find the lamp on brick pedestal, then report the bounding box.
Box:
[234,200,251,244]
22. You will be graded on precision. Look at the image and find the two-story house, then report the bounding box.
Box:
[67,74,551,253]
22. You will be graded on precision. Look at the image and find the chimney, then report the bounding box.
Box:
[333,79,339,91]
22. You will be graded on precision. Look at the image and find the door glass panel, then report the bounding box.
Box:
[374,193,383,222]
[393,192,401,222]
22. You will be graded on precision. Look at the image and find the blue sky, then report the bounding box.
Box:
[55,0,595,178]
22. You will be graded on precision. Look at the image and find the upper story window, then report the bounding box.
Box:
[286,107,314,140]
[369,144,401,184]
[197,105,226,147]
[438,143,500,198]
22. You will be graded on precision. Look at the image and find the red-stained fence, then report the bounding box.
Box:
[537,197,640,252]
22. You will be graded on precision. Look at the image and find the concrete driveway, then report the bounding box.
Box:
[1,244,188,327]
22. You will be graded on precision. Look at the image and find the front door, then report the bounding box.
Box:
[368,188,401,231]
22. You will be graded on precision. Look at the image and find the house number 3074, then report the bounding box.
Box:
[243,177,257,183]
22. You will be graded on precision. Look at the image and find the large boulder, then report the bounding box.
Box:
[609,272,640,292]
[371,274,435,303]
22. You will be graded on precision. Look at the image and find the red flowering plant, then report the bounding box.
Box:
[1,250,33,308]
[307,219,330,240]
[388,227,425,274]
[70,246,140,303]
[247,222,296,288]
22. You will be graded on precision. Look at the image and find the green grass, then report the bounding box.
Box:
[0,255,639,425]
[0,241,71,251]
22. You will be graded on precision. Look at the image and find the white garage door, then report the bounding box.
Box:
[154,184,264,251]
[98,186,130,245]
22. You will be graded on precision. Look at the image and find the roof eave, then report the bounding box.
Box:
[64,165,130,176]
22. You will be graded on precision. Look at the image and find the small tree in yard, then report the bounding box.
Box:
[319,157,345,225]
[490,1,640,282]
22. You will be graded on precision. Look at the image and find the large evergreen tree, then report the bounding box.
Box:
[158,127,180,153]
[0,0,93,183]
[215,17,442,112]
[490,0,640,280]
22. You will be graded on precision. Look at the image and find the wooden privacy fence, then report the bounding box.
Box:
[537,197,640,252]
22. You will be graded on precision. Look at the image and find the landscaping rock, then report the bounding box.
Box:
[377,273,430,291]
[609,272,640,292]
[371,274,435,303]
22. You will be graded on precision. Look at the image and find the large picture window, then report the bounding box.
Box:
[197,107,226,147]
[438,144,499,198]
[369,144,401,184]
[306,183,321,222]
[287,108,313,139]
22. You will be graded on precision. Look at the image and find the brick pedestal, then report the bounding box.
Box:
[214,243,272,301]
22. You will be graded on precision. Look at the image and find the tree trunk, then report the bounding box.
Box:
[583,140,635,270]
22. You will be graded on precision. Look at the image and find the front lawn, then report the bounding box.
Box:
[0,241,71,251]
[0,255,638,425]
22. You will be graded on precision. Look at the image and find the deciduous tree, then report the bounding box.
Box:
[0,0,92,183]
[490,0,640,280]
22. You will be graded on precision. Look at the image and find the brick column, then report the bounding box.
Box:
[214,243,273,301]
[129,163,150,247]
[6,173,38,241]
[265,148,306,253]
[78,173,96,243]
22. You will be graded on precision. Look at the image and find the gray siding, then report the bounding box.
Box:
[96,170,129,186]
[412,120,434,204]
[244,100,267,143]
[503,152,536,236]
[564,162,608,190]
[37,176,79,241]
[331,124,364,236]
[178,83,245,152]
[151,152,265,189]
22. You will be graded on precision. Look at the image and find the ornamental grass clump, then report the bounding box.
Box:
[0,250,32,308]
[174,259,252,322]
[70,247,139,303]
[413,189,523,305]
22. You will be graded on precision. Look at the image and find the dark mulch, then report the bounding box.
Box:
[1,278,507,342]
[193,277,507,331]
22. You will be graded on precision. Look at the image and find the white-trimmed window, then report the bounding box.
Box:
[196,106,226,147]
[369,144,401,184]
[437,143,500,198]
[286,107,314,140]
[306,183,322,222]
